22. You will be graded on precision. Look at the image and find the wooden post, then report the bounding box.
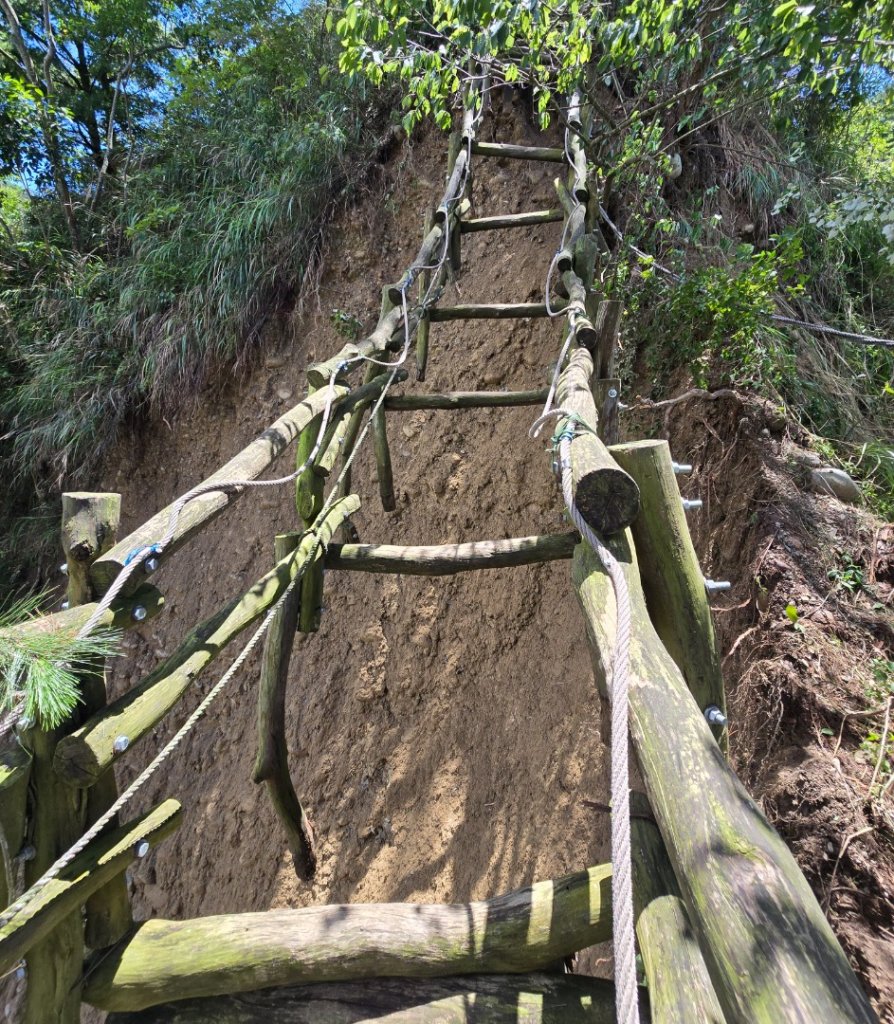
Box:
[592,378,621,445]
[0,800,181,978]
[372,402,396,512]
[416,207,434,381]
[254,533,316,881]
[23,492,122,1022]
[102,973,619,1023]
[592,300,621,379]
[571,535,877,1024]
[0,740,31,911]
[609,440,726,738]
[470,140,566,162]
[84,864,612,1010]
[630,797,726,1024]
[54,497,361,789]
[554,346,639,535]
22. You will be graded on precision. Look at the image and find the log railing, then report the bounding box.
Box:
[0,82,879,1024]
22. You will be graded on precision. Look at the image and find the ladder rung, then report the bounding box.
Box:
[385,389,548,411]
[429,302,563,322]
[471,141,566,162]
[460,209,564,233]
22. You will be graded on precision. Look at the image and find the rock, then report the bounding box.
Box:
[809,467,861,503]
[264,355,286,369]
[276,386,293,401]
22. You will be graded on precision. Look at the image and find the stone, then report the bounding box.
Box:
[809,467,861,503]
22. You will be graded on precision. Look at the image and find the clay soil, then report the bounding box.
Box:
[41,106,894,1020]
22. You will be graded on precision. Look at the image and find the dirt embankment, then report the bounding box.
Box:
[83,105,894,1018]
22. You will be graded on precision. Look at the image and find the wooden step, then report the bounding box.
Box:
[385,388,547,410]
[471,140,566,162]
[429,301,562,321]
[460,209,563,233]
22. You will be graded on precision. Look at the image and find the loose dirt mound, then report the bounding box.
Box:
[85,109,892,1019]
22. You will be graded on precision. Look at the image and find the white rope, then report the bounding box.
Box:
[556,427,639,1024]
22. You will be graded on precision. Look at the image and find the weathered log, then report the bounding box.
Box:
[571,536,877,1024]
[254,535,315,880]
[0,740,31,910]
[385,389,548,411]
[592,300,621,379]
[471,140,565,162]
[429,302,562,321]
[555,346,639,535]
[609,439,725,734]
[294,384,323,525]
[416,207,435,381]
[556,205,587,274]
[460,209,564,232]
[567,132,589,204]
[91,387,348,595]
[84,863,612,1010]
[104,973,620,1023]
[372,403,396,513]
[307,307,404,389]
[435,147,468,223]
[61,493,133,949]
[0,800,181,979]
[61,492,121,606]
[630,797,726,1024]
[6,584,163,641]
[54,498,361,788]
[387,222,445,305]
[326,533,578,576]
[592,379,620,446]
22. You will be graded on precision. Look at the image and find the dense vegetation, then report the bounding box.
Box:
[1,0,892,594]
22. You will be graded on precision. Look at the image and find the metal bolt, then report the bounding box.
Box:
[704,578,732,593]
[61,600,70,611]
[15,961,25,980]
[134,839,150,858]
[704,704,728,727]
[144,556,159,574]
[608,387,619,399]
[17,844,36,862]
[59,563,68,575]
[132,605,148,622]
[681,498,703,511]
[16,716,34,733]
[113,735,130,754]
[672,461,693,475]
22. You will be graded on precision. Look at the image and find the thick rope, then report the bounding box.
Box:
[557,429,639,1024]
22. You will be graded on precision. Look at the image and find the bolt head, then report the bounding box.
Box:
[134,839,150,858]
[17,844,36,862]
[61,600,70,611]
[144,556,159,574]
[132,605,148,622]
[113,735,130,754]
[59,563,68,575]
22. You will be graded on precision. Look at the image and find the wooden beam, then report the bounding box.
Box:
[429,302,562,321]
[385,389,548,411]
[0,800,181,979]
[416,206,435,382]
[104,973,619,1023]
[592,379,620,446]
[0,740,31,910]
[592,300,621,380]
[460,209,564,233]
[372,401,396,512]
[554,346,640,535]
[5,585,164,641]
[91,387,348,596]
[326,533,578,576]
[610,440,726,737]
[254,534,316,881]
[571,535,877,1024]
[54,498,361,789]
[84,864,613,1011]
[471,140,566,162]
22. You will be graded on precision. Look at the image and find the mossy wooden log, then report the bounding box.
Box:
[0,800,181,978]
[254,534,315,880]
[6,585,163,642]
[471,140,565,162]
[609,439,726,736]
[61,493,133,949]
[416,207,435,381]
[556,205,587,274]
[592,300,621,379]
[567,131,589,204]
[372,402,396,512]
[555,346,639,535]
[54,497,361,789]
[84,863,612,1011]
[572,536,877,1024]
[461,209,563,233]
[104,973,620,1023]
[435,146,468,223]
[307,308,403,389]
[592,378,620,446]
[0,740,31,910]
[429,302,562,321]
[61,492,121,605]
[294,384,323,525]
[326,533,578,575]
[630,797,726,1024]
[91,387,348,596]
[385,388,548,410]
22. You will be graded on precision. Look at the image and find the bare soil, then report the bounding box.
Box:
[41,105,894,1020]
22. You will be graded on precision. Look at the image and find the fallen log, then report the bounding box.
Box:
[105,973,620,1023]
[471,141,566,162]
[385,388,548,410]
[84,863,612,1010]
[460,209,563,232]
[429,302,560,321]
